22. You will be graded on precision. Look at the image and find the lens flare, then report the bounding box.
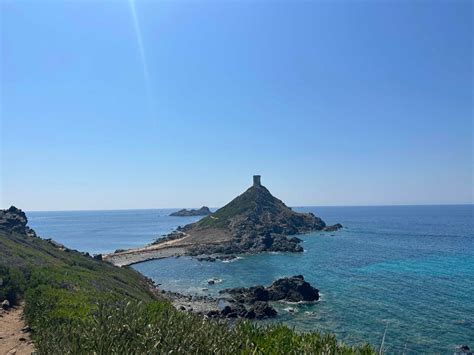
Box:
[128,0,152,105]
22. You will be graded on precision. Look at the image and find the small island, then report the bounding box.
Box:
[105,175,342,266]
[170,206,212,217]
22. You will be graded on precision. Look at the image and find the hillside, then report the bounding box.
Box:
[0,207,156,304]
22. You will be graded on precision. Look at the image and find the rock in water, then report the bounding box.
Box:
[456,345,472,355]
[210,301,277,320]
[267,275,319,302]
[249,301,278,319]
[170,206,212,217]
[180,176,332,255]
[323,223,343,232]
[215,275,318,319]
[222,275,319,303]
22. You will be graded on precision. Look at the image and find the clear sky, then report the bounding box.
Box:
[1,0,472,211]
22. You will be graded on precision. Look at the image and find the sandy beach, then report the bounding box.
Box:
[103,237,192,266]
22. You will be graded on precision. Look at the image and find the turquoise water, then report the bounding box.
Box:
[28,209,203,254]
[28,205,474,352]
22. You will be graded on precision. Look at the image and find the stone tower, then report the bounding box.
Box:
[253,175,261,186]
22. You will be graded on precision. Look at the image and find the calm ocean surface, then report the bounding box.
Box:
[28,205,473,353]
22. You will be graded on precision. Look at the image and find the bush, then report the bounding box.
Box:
[0,265,27,305]
[26,299,374,355]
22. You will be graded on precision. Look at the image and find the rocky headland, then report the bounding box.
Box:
[104,176,342,266]
[0,206,37,237]
[170,206,212,217]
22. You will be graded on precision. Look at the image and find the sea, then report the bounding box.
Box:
[27,205,473,353]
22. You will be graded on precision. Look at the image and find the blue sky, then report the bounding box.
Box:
[1,0,472,211]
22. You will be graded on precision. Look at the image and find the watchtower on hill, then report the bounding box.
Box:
[253,175,261,186]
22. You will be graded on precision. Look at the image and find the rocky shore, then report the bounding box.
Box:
[161,275,320,320]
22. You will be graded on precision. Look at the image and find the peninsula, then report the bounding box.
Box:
[105,175,341,266]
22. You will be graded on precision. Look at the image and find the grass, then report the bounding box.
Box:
[27,300,375,355]
[0,228,376,354]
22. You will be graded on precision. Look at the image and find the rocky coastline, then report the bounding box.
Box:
[105,176,343,266]
[159,275,320,320]
[1,206,319,321]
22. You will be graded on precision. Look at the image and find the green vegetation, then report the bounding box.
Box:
[0,265,26,305]
[198,185,282,228]
[0,227,375,354]
[29,301,374,354]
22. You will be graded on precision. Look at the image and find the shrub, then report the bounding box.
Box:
[0,265,27,305]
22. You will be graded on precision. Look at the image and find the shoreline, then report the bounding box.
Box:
[162,289,222,315]
[104,245,186,267]
[103,236,192,266]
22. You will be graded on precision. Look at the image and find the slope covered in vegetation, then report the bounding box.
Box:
[0,206,374,354]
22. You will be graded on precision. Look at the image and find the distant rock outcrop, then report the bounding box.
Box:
[0,206,36,237]
[323,223,343,232]
[170,206,211,217]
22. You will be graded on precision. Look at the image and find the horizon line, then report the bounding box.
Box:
[17,202,474,213]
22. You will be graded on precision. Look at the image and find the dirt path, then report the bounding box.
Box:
[0,303,34,355]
